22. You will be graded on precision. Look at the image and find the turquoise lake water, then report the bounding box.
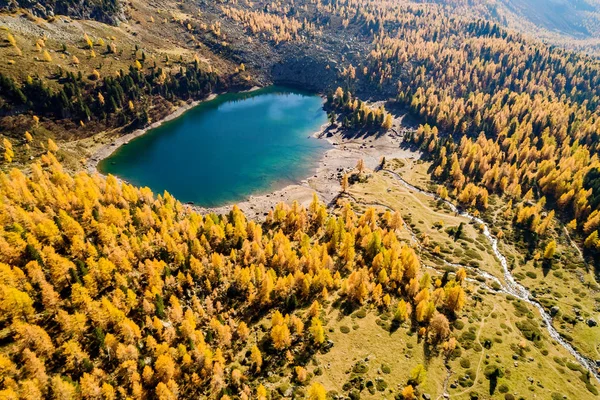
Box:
[98,86,330,207]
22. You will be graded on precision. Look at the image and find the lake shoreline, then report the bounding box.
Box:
[193,109,418,219]
[86,88,416,219]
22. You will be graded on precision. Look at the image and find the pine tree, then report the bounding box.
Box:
[308,383,327,400]
[429,313,450,343]
[401,385,415,400]
[271,324,291,350]
[257,384,268,400]
[3,138,14,163]
[393,300,409,323]
[341,173,349,193]
[382,113,393,130]
[409,364,426,386]
[250,345,262,372]
[47,139,59,153]
[42,50,52,62]
[445,286,466,314]
[310,317,325,344]
[155,354,176,382]
[356,159,365,174]
[543,240,556,259]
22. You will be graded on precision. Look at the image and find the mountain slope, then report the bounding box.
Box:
[0,0,125,24]
[501,0,596,38]
[431,0,600,54]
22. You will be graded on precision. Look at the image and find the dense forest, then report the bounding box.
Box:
[0,61,220,130]
[0,154,466,398]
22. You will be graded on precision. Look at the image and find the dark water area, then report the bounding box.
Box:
[99,86,330,207]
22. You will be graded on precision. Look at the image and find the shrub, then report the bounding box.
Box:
[277,383,290,395]
[586,382,598,395]
[512,301,529,315]
[465,249,483,260]
[459,378,474,387]
[451,347,462,359]
[566,362,582,372]
[461,330,476,342]
[513,272,525,280]
[553,357,565,366]
[515,319,542,342]
[352,362,369,374]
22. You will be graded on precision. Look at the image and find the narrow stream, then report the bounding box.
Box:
[382,169,600,383]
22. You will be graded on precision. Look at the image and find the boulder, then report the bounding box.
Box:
[32,3,49,18]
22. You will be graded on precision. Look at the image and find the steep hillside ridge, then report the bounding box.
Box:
[0,0,125,24]
[429,0,600,53]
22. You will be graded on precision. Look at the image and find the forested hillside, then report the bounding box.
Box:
[0,153,468,399]
[1,0,600,398]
